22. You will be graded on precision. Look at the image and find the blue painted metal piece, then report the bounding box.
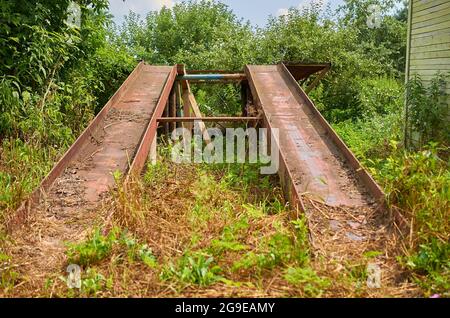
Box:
[176,74,246,81]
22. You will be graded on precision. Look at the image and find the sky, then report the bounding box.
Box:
[108,0,345,27]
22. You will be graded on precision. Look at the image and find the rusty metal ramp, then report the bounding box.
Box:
[5,63,177,289]
[246,64,384,210]
[10,63,176,230]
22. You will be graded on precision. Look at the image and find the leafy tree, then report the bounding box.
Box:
[117,0,254,69]
[337,0,407,76]
[0,0,135,216]
[0,0,134,141]
[258,4,400,121]
[0,1,109,88]
[115,0,255,114]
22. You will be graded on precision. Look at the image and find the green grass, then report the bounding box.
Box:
[0,139,61,213]
[232,232,307,272]
[369,144,449,295]
[80,268,113,297]
[406,239,450,296]
[67,228,119,267]
[284,267,330,298]
[0,252,19,292]
[160,252,223,287]
[66,227,157,269]
[116,152,325,295]
[336,114,449,296]
[155,159,322,294]
[209,217,251,256]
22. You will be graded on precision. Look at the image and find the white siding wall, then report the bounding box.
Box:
[407,0,450,94]
[406,0,450,144]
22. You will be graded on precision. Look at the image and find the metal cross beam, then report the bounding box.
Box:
[157,117,260,123]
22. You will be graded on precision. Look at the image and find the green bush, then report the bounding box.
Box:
[334,113,403,162]
[369,143,449,295]
[406,73,449,148]
[357,77,404,117]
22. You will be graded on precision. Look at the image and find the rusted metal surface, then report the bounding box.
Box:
[168,89,177,132]
[245,69,304,211]
[7,62,144,230]
[304,64,331,94]
[180,80,212,144]
[177,64,186,76]
[157,117,260,123]
[283,62,331,82]
[8,63,175,231]
[245,64,385,210]
[128,65,177,176]
[279,63,384,201]
[175,82,182,126]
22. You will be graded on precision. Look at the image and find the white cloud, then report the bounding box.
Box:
[109,0,175,21]
[277,0,329,17]
[297,0,329,11]
[276,8,289,17]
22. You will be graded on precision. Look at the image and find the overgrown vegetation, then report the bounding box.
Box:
[35,150,378,297]
[373,144,449,296]
[335,101,449,296]
[0,0,135,223]
[333,71,449,296]
[406,73,449,149]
